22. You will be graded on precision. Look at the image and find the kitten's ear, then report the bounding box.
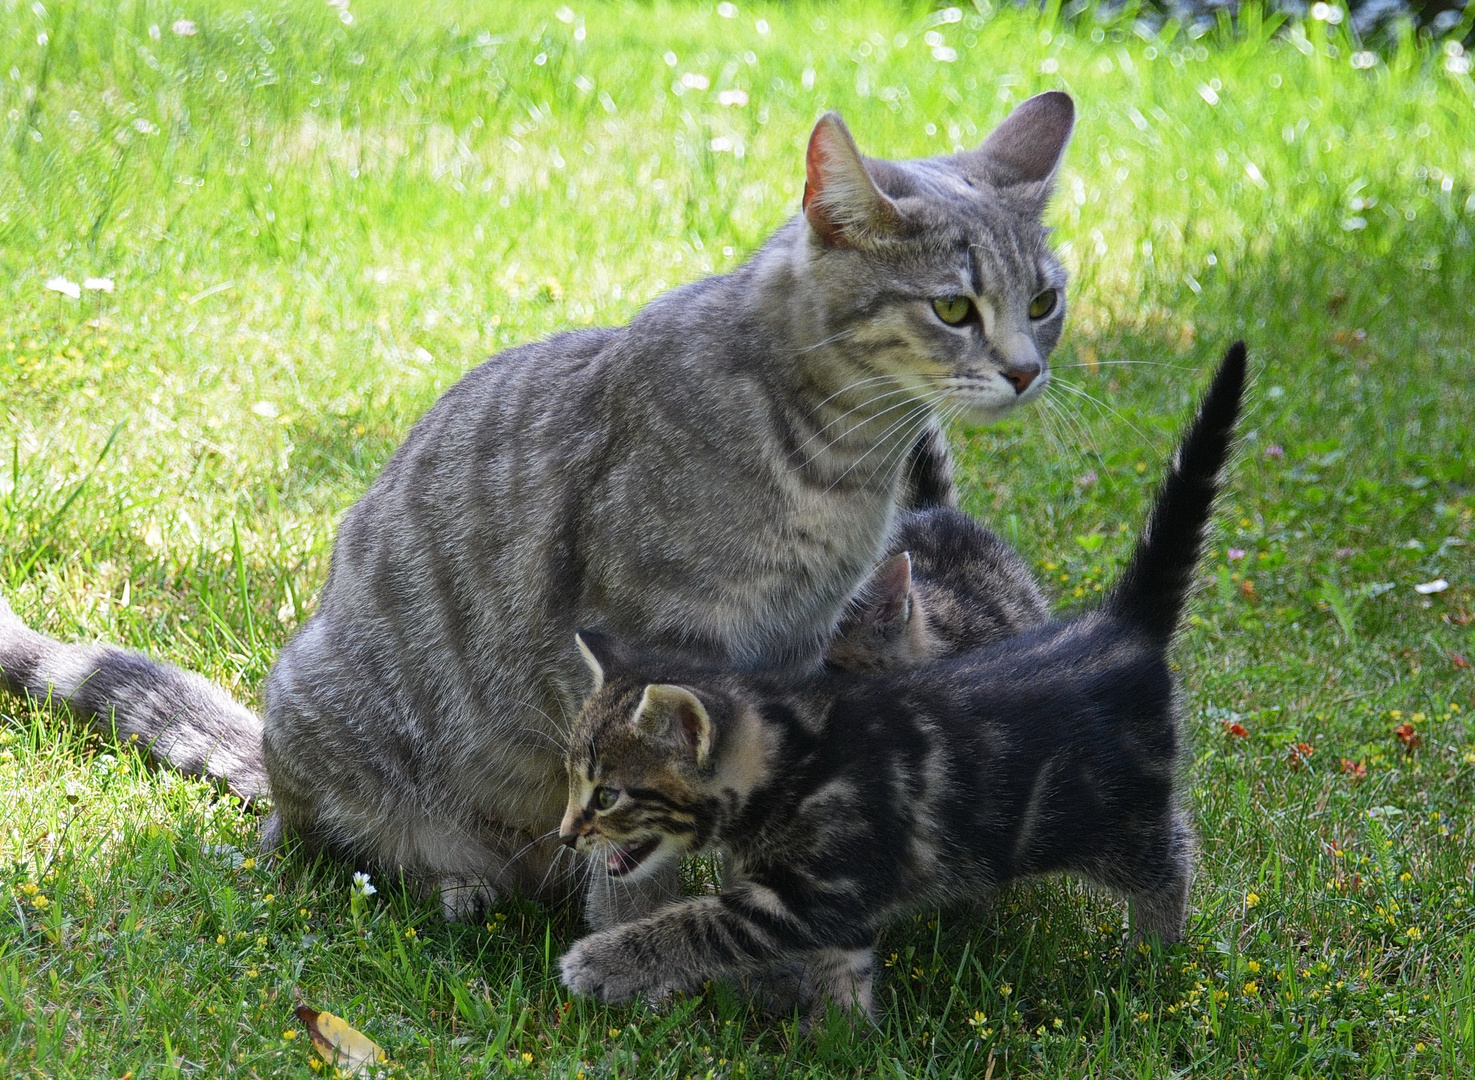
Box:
[959,91,1074,205]
[574,632,607,694]
[858,552,914,632]
[803,112,902,248]
[575,630,642,693]
[632,684,712,766]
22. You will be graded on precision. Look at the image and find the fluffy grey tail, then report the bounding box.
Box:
[0,593,268,799]
[1105,341,1247,643]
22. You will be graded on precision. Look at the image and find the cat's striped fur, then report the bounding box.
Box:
[557,344,1246,1018]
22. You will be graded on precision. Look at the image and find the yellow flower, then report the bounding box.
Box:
[282,1029,297,1040]
[405,927,417,939]
[1243,981,1259,995]
[264,893,274,903]
[1245,892,1260,909]
[1406,926,1422,940]
[521,1051,534,1065]
[1053,1018,1064,1028]
[1400,872,1412,882]
[31,894,49,909]
[1134,1011,1149,1022]
[608,1028,621,1039]
[241,857,256,870]
[999,984,1013,997]
[1246,960,1261,974]
[216,934,227,945]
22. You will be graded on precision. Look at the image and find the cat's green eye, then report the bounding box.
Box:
[931,296,974,326]
[592,786,620,811]
[1028,289,1059,320]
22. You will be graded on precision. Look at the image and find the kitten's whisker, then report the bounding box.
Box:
[860,399,951,491]
[1039,391,1109,477]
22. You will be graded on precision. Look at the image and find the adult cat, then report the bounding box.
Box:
[0,93,1075,925]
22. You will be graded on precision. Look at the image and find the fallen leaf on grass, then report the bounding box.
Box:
[295,1005,388,1075]
[1452,652,1469,670]
[1287,742,1314,770]
[1393,722,1421,751]
[1340,758,1367,782]
[1222,720,1249,738]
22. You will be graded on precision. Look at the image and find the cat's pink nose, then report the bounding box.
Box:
[1003,365,1041,394]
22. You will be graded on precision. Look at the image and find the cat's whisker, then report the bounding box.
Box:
[1048,377,1155,445]
[788,385,927,462]
[1052,359,1190,371]
[1039,388,1107,470]
[860,397,954,491]
[799,371,904,418]
[826,392,950,495]
[792,389,946,476]
[794,326,862,354]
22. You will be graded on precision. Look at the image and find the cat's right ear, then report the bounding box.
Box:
[803,112,902,248]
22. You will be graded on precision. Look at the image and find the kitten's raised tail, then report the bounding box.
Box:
[1105,341,1247,643]
[0,593,269,799]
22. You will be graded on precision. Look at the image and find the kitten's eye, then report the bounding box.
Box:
[592,786,620,811]
[931,296,974,326]
[1028,289,1059,320]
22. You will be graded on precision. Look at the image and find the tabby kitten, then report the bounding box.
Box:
[557,344,1246,1018]
[826,507,1050,672]
[0,94,1075,926]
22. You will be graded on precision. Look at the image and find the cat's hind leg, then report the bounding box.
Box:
[1125,811,1196,945]
[802,947,879,1026]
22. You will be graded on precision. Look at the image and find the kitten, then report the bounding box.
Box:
[0,94,1075,925]
[826,508,1050,672]
[556,344,1246,1019]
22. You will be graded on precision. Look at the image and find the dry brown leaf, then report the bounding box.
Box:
[295,1004,388,1076]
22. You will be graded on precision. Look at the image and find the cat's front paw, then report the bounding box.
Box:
[559,932,677,1004]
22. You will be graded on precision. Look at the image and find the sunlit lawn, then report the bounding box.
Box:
[2,1,1473,1075]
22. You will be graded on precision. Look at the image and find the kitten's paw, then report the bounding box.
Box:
[559,934,677,1004]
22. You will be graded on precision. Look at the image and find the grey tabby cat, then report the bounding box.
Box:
[556,343,1247,1020]
[0,93,1075,925]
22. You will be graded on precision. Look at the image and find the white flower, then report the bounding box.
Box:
[1414,579,1449,595]
[45,276,81,299]
[352,871,377,896]
[172,20,198,36]
[679,72,709,91]
[83,277,114,293]
[716,89,748,107]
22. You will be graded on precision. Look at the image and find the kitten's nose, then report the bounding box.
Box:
[1003,364,1041,394]
[560,831,579,849]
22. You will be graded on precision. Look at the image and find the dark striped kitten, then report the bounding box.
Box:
[826,508,1050,672]
[556,344,1246,1019]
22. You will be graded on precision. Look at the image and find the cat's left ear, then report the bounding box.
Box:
[958,91,1075,208]
[632,684,712,766]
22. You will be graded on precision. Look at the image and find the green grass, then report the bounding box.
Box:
[2,0,1473,1075]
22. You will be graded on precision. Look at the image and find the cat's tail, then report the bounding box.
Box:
[1104,341,1247,643]
[0,592,269,799]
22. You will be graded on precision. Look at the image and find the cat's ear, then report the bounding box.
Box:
[575,630,643,693]
[803,112,902,248]
[632,684,712,766]
[959,91,1074,206]
[856,552,914,634]
[574,632,607,694]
